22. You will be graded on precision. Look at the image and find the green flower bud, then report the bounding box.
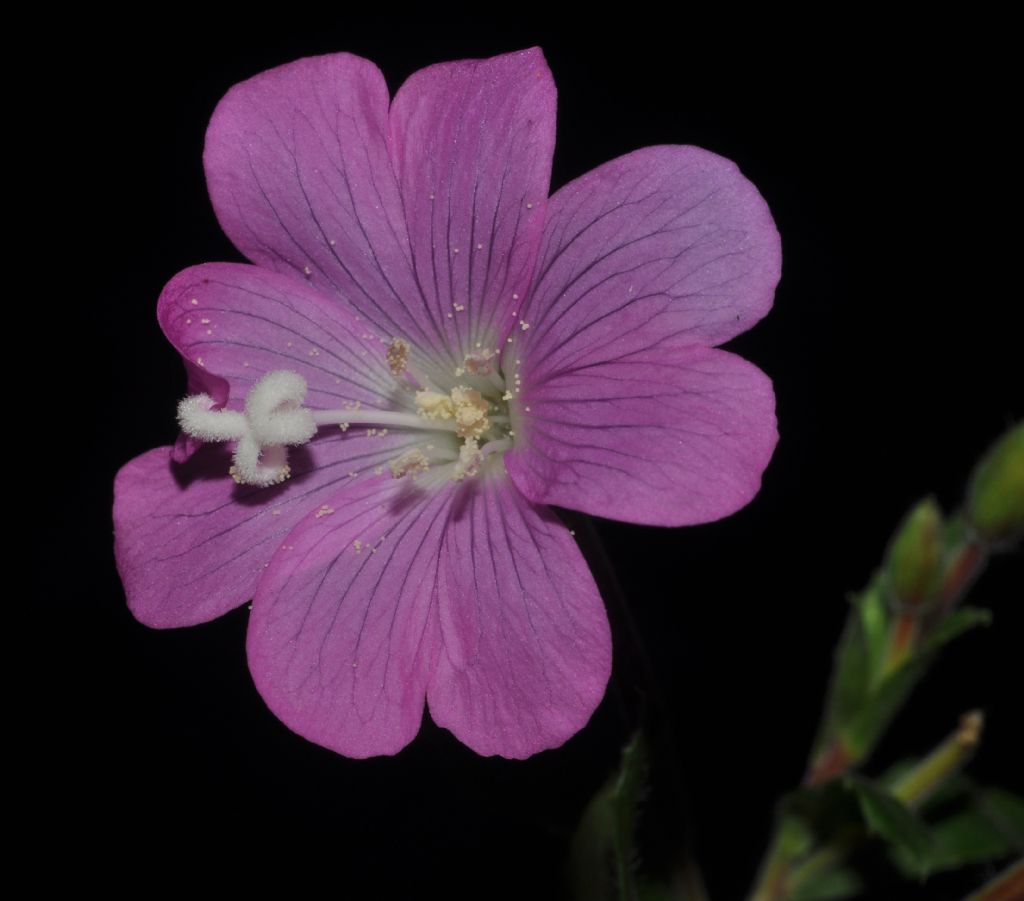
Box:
[886,497,943,607]
[968,423,1024,546]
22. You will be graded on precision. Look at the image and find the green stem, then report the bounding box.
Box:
[785,828,858,896]
[748,822,806,901]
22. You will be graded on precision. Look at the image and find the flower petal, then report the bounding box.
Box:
[114,420,430,628]
[516,145,781,382]
[428,477,611,758]
[389,48,555,359]
[247,477,453,758]
[158,262,399,414]
[505,346,777,526]
[203,54,449,372]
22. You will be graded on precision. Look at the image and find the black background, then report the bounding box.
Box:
[49,14,1020,898]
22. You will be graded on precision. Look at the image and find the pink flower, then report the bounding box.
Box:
[113,48,780,759]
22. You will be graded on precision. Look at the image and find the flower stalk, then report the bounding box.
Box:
[749,425,1021,900]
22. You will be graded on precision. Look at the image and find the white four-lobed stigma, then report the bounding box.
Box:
[177,371,315,487]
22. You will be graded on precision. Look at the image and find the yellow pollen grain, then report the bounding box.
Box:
[315,504,334,519]
[451,385,490,439]
[452,438,482,481]
[416,390,455,420]
[200,318,211,325]
[303,266,312,276]
[190,298,199,306]
[389,448,430,479]
[386,337,410,375]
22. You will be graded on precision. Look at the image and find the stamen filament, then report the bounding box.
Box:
[479,438,511,457]
[484,369,505,393]
[311,408,461,432]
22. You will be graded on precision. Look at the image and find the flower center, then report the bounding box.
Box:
[176,338,517,487]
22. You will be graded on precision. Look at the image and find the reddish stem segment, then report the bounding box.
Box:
[965,858,1024,901]
[938,540,985,613]
[805,739,852,788]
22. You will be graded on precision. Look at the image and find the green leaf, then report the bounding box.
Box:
[919,773,973,811]
[829,609,870,723]
[848,776,934,876]
[790,867,864,901]
[890,788,1024,877]
[975,787,1024,847]
[844,656,927,757]
[920,607,992,655]
[843,608,990,757]
[570,732,650,901]
[819,583,886,752]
